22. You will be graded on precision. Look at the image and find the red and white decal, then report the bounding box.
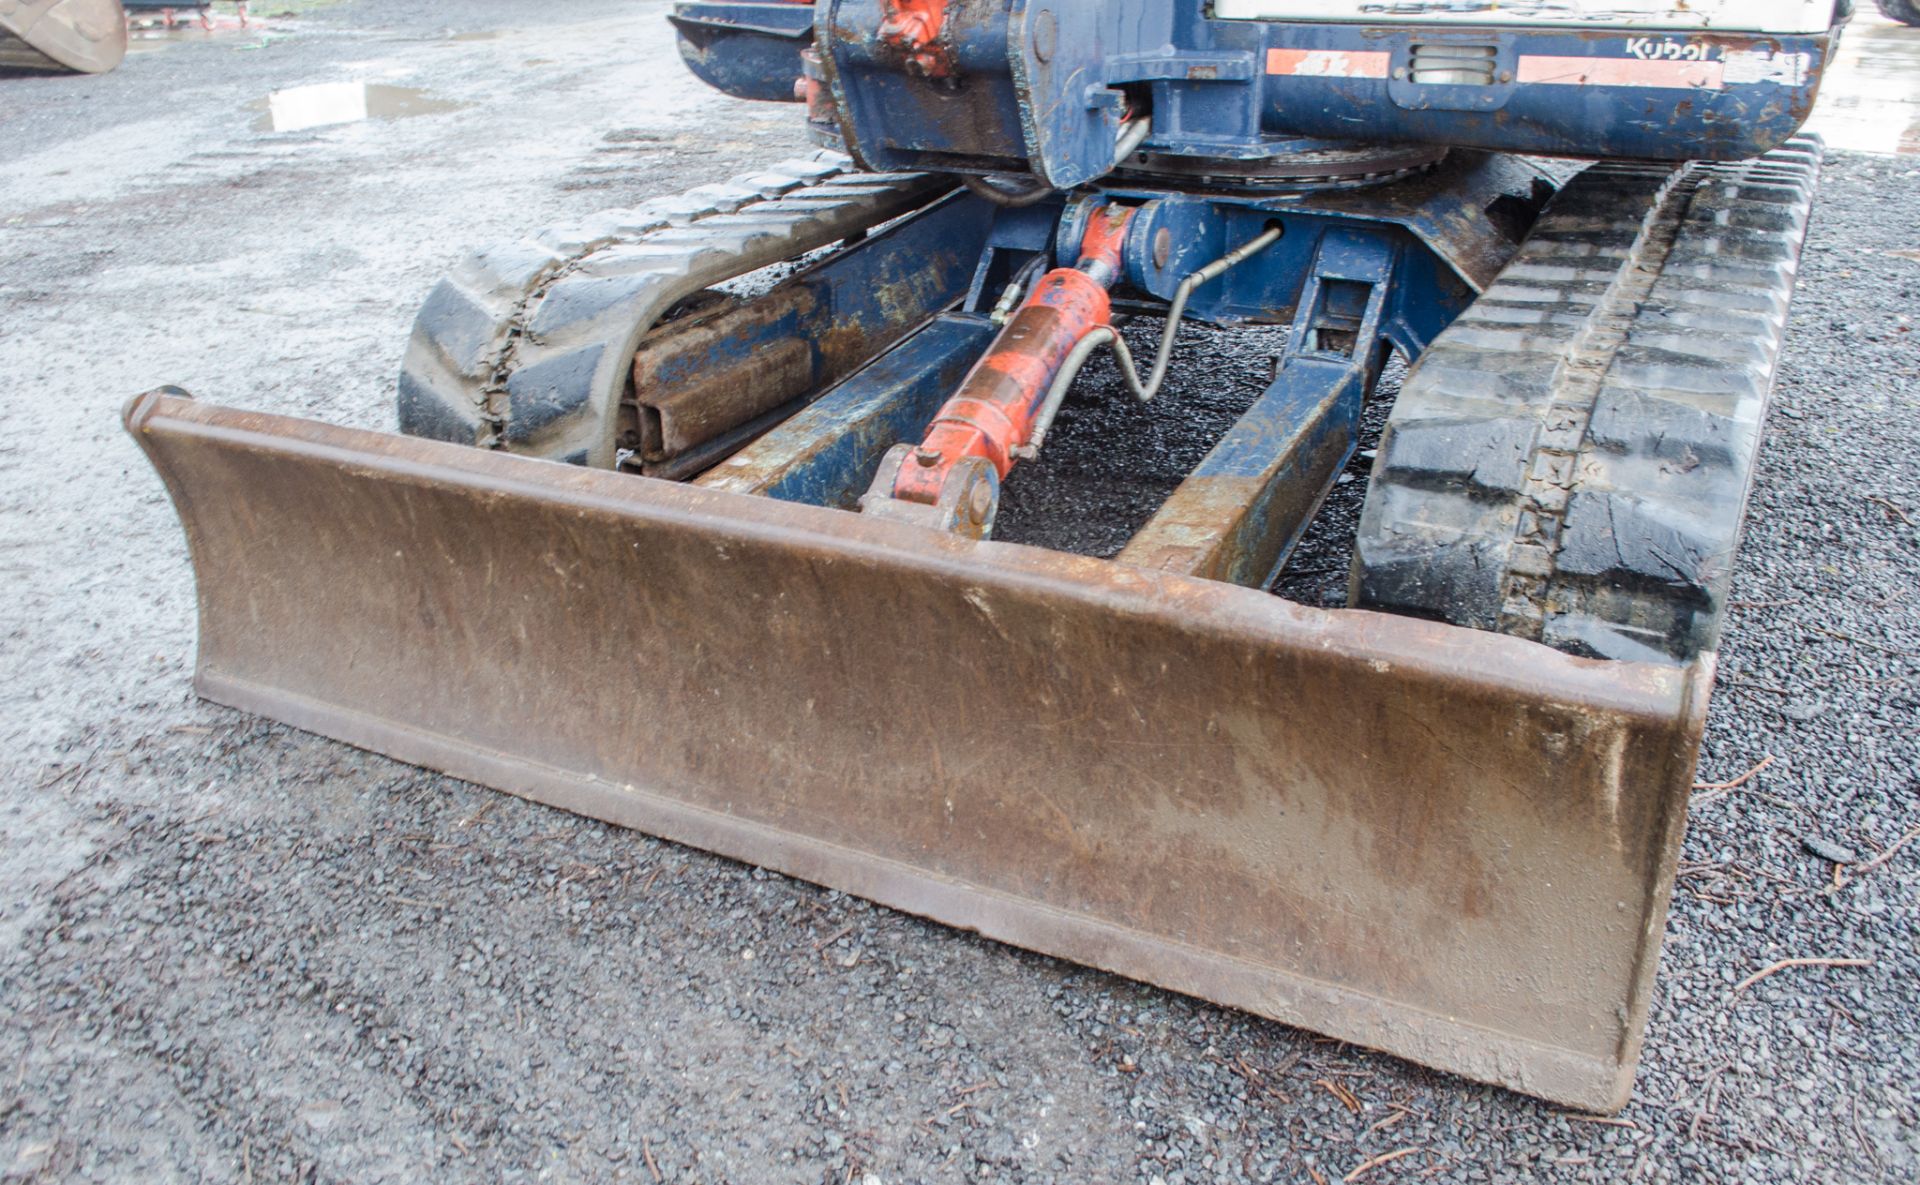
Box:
[1265,44,1812,90]
[1264,48,1390,79]
[1515,55,1725,89]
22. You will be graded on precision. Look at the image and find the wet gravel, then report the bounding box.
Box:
[2,2,1917,1181]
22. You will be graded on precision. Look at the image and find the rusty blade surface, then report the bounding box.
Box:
[127,389,1712,1113]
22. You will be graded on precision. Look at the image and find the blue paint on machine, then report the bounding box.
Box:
[678,0,1837,179]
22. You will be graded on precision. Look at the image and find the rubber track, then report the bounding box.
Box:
[397,155,951,467]
[1352,136,1823,664]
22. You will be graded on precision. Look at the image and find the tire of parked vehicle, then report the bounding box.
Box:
[1878,0,1920,28]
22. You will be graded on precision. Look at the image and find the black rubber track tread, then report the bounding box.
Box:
[396,156,951,468]
[1352,137,1823,664]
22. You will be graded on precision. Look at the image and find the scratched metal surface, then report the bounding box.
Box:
[128,389,1713,1113]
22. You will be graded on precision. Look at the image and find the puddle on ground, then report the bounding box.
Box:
[127,28,212,53]
[250,82,466,133]
[1805,14,1920,156]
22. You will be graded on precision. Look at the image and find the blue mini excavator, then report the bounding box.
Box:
[126,0,1850,1110]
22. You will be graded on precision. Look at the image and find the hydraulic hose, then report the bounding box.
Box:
[1017,224,1286,457]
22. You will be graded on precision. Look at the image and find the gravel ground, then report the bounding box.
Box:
[2,3,1916,1182]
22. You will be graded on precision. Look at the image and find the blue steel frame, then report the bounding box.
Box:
[1116,227,1401,585]
[677,0,1837,187]
[669,1,813,102]
[660,0,1606,579]
[693,152,1544,584]
[631,189,995,476]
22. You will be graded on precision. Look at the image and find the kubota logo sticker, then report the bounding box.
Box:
[1625,36,1714,61]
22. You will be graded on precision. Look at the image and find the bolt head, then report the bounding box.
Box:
[1031,9,1056,63]
[968,480,993,524]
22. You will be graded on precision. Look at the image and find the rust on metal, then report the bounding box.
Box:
[880,205,1133,517]
[634,291,818,460]
[1289,151,1550,293]
[1120,465,1332,586]
[128,388,1712,1113]
[697,313,999,507]
[624,188,993,470]
[1118,348,1371,587]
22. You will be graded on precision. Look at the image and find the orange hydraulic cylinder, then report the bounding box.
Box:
[891,205,1134,506]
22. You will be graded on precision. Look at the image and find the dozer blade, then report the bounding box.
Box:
[128,389,1711,1113]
